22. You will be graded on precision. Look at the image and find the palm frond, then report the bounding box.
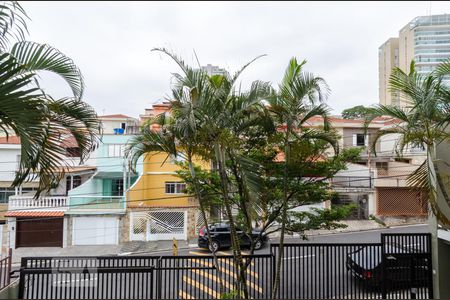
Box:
[10,41,85,99]
[151,47,191,76]
[0,1,28,51]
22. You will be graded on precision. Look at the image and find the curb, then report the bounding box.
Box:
[301,222,427,238]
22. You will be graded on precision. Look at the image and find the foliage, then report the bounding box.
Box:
[133,50,354,298]
[285,204,356,239]
[341,105,376,119]
[369,59,450,226]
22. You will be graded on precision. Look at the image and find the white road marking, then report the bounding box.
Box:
[282,254,316,260]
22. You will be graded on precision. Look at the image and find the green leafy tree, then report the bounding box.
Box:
[0,1,101,194]
[267,57,342,297]
[341,105,376,119]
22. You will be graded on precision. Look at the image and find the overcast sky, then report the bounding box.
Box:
[22,1,450,118]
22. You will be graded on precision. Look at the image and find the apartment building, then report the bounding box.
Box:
[379,14,450,107]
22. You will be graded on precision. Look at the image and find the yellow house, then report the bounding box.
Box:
[126,134,211,243]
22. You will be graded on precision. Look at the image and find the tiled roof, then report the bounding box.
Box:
[100,114,132,119]
[5,211,65,217]
[0,136,20,144]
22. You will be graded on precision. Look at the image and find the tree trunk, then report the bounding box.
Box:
[187,158,225,294]
[215,142,249,299]
[271,129,290,299]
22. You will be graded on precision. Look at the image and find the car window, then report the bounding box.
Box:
[215,227,229,232]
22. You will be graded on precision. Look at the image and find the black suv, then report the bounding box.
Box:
[198,223,268,252]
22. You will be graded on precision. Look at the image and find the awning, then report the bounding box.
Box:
[5,211,65,218]
[55,166,97,174]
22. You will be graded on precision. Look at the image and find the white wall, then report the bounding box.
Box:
[335,162,371,177]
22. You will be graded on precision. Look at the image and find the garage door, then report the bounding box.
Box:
[72,217,118,245]
[16,217,63,248]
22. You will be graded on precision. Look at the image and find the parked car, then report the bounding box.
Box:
[346,243,430,290]
[198,223,268,252]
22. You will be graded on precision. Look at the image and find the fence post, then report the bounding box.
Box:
[270,245,277,298]
[156,257,162,299]
[17,258,26,299]
[7,248,11,286]
[381,234,387,299]
[426,233,434,299]
[410,256,417,299]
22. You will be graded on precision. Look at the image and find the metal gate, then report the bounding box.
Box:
[270,233,433,299]
[130,211,187,241]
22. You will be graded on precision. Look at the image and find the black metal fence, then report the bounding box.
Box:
[17,233,432,299]
[18,254,272,299]
[271,233,432,299]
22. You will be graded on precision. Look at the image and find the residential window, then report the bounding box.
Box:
[108,144,125,157]
[0,188,15,204]
[65,175,82,195]
[356,134,365,146]
[353,133,368,147]
[165,182,186,194]
[112,179,124,196]
[121,122,126,130]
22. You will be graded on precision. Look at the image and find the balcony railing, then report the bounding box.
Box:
[68,196,124,210]
[8,196,68,211]
[331,176,372,188]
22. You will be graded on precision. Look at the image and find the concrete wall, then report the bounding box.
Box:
[335,162,370,177]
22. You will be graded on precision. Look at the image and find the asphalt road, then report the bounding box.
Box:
[18,224,431,299]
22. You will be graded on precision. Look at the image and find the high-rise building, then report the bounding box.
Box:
[379,14,450,107]
[379,38,400,106]
[200,64,229,76]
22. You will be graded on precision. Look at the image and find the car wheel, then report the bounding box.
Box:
[209,240,220,252]
[254,240,263,250]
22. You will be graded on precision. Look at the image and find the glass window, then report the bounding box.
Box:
[356,134,365,146]
[165,182,186,194]
[0,188,15,204]
[66,175,82,194]
[112,179,124,196]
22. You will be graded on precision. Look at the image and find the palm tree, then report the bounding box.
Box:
[267,57,334,298]
[149,48,271,298]
[126,50,228,293]
[0,2,101,194]
[370,60,450,226]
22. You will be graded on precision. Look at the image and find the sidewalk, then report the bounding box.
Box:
[269,218,427,238]
[11,238,198,266]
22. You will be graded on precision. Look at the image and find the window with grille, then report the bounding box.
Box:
[165,182,186,194]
